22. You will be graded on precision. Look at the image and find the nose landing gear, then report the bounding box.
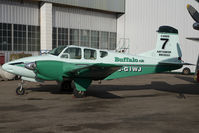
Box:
[16,80,25,95]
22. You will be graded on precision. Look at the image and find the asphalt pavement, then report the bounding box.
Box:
[0,73,199,133]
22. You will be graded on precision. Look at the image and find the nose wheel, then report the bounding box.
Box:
[16,80,25,95]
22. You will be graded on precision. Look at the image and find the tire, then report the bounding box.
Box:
[60,80,73,92]
[182,67,191,75]
[73,88,86,98]
[16,86,25,95]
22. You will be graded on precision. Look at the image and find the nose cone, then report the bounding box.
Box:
[1,63,16,80]
[2,63,14,73]
[2,63,9,71]
[2,61,36,78]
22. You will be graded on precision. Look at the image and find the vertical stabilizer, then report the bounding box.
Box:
[140,26,182,62]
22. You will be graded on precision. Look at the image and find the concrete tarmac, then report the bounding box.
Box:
[0,73,199,133]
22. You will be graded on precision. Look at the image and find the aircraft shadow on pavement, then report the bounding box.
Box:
[27,81,199,99]
[26,85,73,94]
[175,75,197,83]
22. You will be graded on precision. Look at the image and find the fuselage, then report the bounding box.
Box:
[2,45,183,82]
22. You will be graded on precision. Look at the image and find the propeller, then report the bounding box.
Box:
[187,4,199,22]
[187,4,199,30]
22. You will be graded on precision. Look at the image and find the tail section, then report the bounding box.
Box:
[140,26,182,62]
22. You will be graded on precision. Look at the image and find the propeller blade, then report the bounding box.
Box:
[187,4,199,23]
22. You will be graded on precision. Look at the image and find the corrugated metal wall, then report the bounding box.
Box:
[53,6,117,32]
[0,0,39,25]
[117,0,199,72]
[0,0,40,62]
[42,0,125,13]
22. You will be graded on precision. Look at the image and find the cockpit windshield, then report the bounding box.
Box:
[49,46,67,56]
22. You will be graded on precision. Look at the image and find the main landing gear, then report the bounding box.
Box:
[16,80,25,95]
[73,87,86,98]
[60,80,73,93]
[60,79,92,98]
[72,79,92,98]
[59,80,87,98]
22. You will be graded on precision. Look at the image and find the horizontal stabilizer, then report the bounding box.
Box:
[159,61,195,66]
[186,37,199,41]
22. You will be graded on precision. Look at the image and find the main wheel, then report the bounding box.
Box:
[182,67,191,75]
[16,86,25,95]
[60,80,73,92]
[73,88,86,98]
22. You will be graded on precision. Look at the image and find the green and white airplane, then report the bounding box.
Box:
[2,26,188,98]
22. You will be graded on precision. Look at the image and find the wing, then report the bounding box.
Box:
[67,63,122,80]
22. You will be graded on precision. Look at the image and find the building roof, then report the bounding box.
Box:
[40,0,125,13]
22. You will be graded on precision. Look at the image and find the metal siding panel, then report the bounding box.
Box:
[0,1,39,25]
[53,6,116,32]
[0,5,2,21]
[41,0,125,13]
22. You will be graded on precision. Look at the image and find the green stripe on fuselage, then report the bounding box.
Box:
[105,64,182,80]
[34,60,182,81]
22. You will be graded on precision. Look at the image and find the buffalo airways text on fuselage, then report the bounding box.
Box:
[114,57,144,63]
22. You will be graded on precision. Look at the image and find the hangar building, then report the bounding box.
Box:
[0,0,199,73]
[0,0,124,63]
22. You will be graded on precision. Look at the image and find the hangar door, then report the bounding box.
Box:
[52,6,117,50]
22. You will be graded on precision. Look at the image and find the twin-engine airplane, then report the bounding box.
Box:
[2,26,189,98]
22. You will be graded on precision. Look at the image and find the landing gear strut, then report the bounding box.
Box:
[16,80,25,95]
[72,79,92,98]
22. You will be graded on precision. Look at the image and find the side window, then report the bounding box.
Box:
[84,49,97,60]
[63,47,81,59]
[100,51,108,58]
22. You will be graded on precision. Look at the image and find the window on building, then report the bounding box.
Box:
[101,31,108,49]
[52,27,57,49]
[109,32,116,50]
[14,24,26,51]
[58,28,68,47]
[52,28,116,51]
[70,29,79,45]
[84,49,97,60]
[80,30,89,47]
[0,23,12,51]
[64,47,81,59]
[28,25,40,51]
[91,31,99,49]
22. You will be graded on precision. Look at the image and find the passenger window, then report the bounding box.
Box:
[100,51,108,58]
[84,49,97,60]
[63,47,81,59]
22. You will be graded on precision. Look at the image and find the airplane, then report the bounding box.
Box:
[2,26,190,98]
